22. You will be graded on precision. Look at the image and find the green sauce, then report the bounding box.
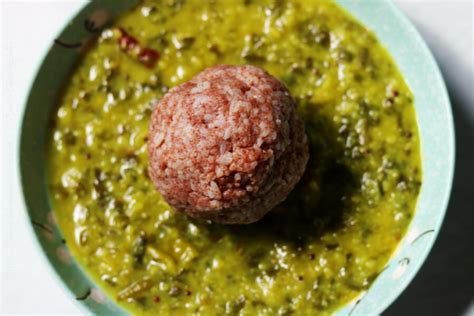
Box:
[48,0,422,315]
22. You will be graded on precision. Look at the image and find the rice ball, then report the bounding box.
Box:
[148,65,309,224]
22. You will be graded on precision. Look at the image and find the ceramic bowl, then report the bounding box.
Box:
[19,0,455,314]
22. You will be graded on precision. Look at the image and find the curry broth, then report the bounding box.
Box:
[48,0,422,315]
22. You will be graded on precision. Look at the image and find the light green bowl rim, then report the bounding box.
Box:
[17,0,455,315]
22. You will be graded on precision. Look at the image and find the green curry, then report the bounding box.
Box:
[48,0,422,315]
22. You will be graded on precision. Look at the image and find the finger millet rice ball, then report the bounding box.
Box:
[148,65,309,224]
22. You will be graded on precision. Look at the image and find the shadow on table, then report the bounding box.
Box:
[384,40,474,316]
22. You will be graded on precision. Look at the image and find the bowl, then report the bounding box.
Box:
[18,0,455,314]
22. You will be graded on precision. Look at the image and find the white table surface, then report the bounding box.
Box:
[1,1,473,315]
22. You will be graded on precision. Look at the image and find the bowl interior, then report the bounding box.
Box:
[19,0,454,315]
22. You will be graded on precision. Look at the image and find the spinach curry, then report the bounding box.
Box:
[48,0,422,315]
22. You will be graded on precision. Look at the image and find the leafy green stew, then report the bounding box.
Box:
[48,0,422,315]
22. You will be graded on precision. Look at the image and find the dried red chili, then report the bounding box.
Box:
[115,28,159,68]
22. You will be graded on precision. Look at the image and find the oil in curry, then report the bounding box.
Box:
[48,0,422,315]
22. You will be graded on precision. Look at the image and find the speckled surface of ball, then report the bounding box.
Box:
[148,65,308,224]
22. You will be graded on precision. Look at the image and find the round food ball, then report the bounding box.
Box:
[148,65,308,224]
